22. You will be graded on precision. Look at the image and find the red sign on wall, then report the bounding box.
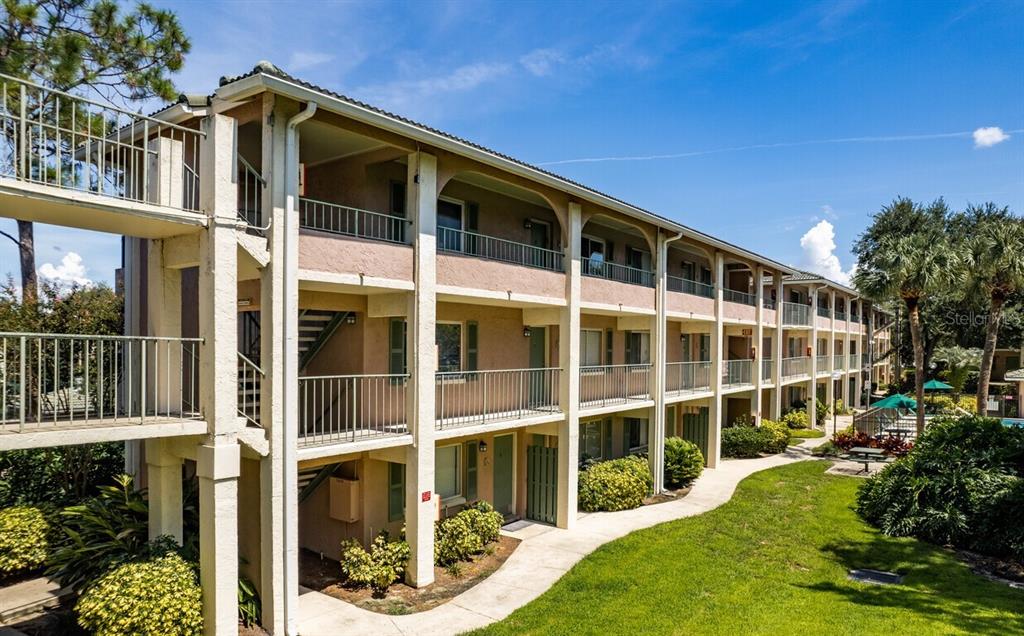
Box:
[421,491,432,503]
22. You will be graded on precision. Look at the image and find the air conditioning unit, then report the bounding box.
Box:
[329,477,359,523]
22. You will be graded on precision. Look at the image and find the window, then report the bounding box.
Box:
[581,235,605,260]
[681,334,691,362]
[579,420,603,460]
[387,462,405,522]
[627,247,651,271]
[681,260,695,281]
[389,319,407,376]
[699,334,710,362]
[435,445,461,501]
[626,331,650,364]
[436,323,462,372]
[438,198,463,251]
[465,441,478,501]
[388,181,406,217]
[581,329,602,366]
[625,418,648,453]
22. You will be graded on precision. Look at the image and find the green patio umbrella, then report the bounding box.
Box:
[923,379,953,391]
[871,394,918,410]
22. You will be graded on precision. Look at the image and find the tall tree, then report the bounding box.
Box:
[957,204,1024,413]
[853,197,959,434]
[0,0,189,304]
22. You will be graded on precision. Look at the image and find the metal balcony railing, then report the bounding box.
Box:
[763,298,777,310]
[236,155,266,231]
[817,306,831,318]
[0,333,202,433]
[299,198,411,244]
[781,356,810,379]
[833,355,846,371]
[667,276,714,299]
[580,364,651,407]
[851,353,859,369]
[237,353,263,428]
[816,355,830,372]
[437,227,564,272]
[782,302,812,326]
[835,310,847,321]
[298,374,409,446]
[436,368,561,430]
[723,289,755,306]
[0,74,203,211]
[762,358,774,382]
[722,359,753,387]
[666,361,711,394]
[582,258,654,287]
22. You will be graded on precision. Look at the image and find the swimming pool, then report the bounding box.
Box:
[1002,418,1024,428]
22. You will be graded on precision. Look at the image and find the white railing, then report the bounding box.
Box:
[762,359,774,383]
[437,227,564,272]
[236,154,266,231]
[667,276,714,298]
[782,302,812,326]
[298,374,409,446]
[435,368,561,430]
[834,355,846,371]
[723,289,755,306]
[816,355,830,373]
[0,333,202,432]
[723,359,753,387]
[666,361,711,394]
[851,353,860,369]
[580,364,651,407]
[582,258,654,287]
[0,74,203,211]
[299,198,411,244]
[781,356,810,379]
[237,353,263,428]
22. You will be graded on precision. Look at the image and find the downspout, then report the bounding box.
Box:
[283,100,316,636]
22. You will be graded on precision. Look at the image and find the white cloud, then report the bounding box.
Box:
[799,220,854,285]
[973,126,1009,148]
[38,252,92,287]
[287,51,335,72]
[520,49,566,77]
[354,62,511,112]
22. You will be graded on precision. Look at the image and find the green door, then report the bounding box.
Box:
[528,327,547,406]
[526,444,558,524]
[493,434,514,517]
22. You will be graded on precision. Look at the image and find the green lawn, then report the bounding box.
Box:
[789,429,826,445]
[473,462,1023,636]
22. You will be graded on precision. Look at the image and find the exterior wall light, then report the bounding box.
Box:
[523,219,533,229]
[478,441,487,453]
[345,314,357,324]
[523,327,532,338]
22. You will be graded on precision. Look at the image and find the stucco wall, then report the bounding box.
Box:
[437,253,565,300]
[439,180,562,249]
[581,276,655,311]
[816,315,832,330]
[667,291,714,317]
[298,232,414,282]
[722,300,756,322]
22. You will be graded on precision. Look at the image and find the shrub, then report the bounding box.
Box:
[578,456,652,512]
[781,410,810,430]
[831,430,873,451]
[721,426,767,458]
[0,506,50,576]
[434,501,504,567]
[75,551,202,636]
[664,437,704,489]
[238,577,261,627]
[789,429,825,439]
[462,501,503,545]
[340,531,410,596]
[928,394,979,415]
[0,443,124,509]
[812,440,842,457]
[857,414,1024,561]
[760,420,790,454]
[834,399,850,416]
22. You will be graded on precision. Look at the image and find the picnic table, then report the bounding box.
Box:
[843,446,890,473]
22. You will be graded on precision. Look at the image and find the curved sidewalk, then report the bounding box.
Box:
[298,444,822,636]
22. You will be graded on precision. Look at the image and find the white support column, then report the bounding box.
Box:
[123,237,146,476]
[826,290,835,412]
[145,438,182,543]
[753,266,764,424]
[773,273,784,420]
[405,151,438,587]
[649,231,668,492]
[557,202,582,526]
[808,288,819,427]
[147,239,182,414]
[147,136,184,207]
[843,300,853,408]
[197,112,239,634]
[707,251,725,468]
[259,94,297,634]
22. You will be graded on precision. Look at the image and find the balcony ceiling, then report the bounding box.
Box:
[454,172,550,209]
[300,120,387,166]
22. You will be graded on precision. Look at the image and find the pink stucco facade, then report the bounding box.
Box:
[437,253,565,300]
[816,314,832,330]
[581,276,655,311]
[667,290,714,318]
[298,231,414,282]
[722,300,756,322]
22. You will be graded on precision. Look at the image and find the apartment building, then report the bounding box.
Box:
[0,63,894,634]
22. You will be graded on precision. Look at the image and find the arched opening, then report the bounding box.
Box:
[580,213,656,287]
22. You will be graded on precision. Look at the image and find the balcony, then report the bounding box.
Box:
[835,310,847,321]
[667,276,713,299]
[298,374,409,447]
[437,227,564,272]
[782,302,812,327]
[299,198,410,244]
[582,258,654,287]
[723,289,755,306]
[666,361,711,396]
[816,354,830,374]
[0,333,203,442]
[781,356,810,379]
[0,73,202,214]
[762,358,774,383]
[762,298,776,310]
[722,359,753,389]
[436,368,561,431]
[580,364,651,408]
[834,355,846,371]
[851,353,860,369]
[817,306,831,319]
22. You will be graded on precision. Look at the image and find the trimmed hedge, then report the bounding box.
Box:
[664,437,704,489]
[781,409,810,429]
[721,420,790,458]
[0,506,50,576]
[75,552,202,636]
[340,531,410,595]
[578,455,653,512]
[434,501,503,566]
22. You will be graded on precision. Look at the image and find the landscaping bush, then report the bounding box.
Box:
[461,501,503,545]
[928,394,979,414]
[781,409,810,430]
[721,426,768,458]
[434,502,504,567]
[340,531,410,595]
[75,550,202,636]
[0,506,50,576]
[831,431,913,457]
[578,455,653,512]
[812,440,841,457]
[663,437,704,489]
[760,420,790,454]
[857,415,1024,561]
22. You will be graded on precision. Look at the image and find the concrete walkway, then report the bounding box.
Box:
[298,440,830,636]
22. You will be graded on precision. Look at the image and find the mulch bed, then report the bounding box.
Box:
[643,485,692,506]
[956,549,1024,588]
[299,534,521,615]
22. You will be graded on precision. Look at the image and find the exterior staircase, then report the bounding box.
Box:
[298,310,348,372]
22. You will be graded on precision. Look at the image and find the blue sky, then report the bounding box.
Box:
[4,0,1021,287]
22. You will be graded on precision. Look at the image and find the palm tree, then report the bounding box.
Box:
[959,204,1024,413]
[932,345,981,402]
[853,198,959,435]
